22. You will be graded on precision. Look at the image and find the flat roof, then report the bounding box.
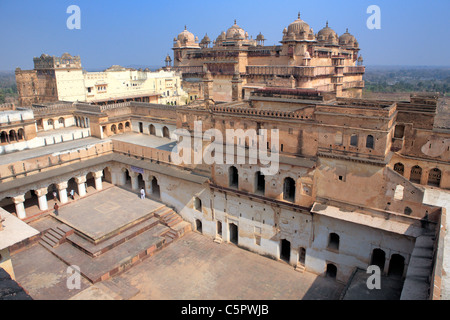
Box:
[0,208,39,250]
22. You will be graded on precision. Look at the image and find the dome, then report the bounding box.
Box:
[287,13,312,37]
[256,32,265,41]
[201,33,211,43]
[317,21,338,44]
[226,20,246,39]
[177,26,195,44]
[339,28,357,47]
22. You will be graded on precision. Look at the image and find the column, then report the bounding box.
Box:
[130,172,139,191]
[421,168,430,186]
[75,176,87,197]
[93,171,103,191]
[144,175,153,195]
[35,188,48,211]
[57,181,68,204]
[12,195,26,219]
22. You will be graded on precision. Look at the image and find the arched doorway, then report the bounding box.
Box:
[17,129,25,140]
[388,254,405,278]
[229,166,239,189]
[371,248,386,271]
[0,131,8,144]
[195,219,202,233]
[283,177,295,202]
[428,168,441,187]
[149,124,156,135]
[162,126,170,139]
[299,247,306,265]
[326,263,337,279]
[280,239,291,263]
[111,124,117,135]
[229,223,238,245]
[255,171,265,195]
[151,177,160,199]
[217,221,222,236]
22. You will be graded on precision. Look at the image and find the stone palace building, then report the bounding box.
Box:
[1,13,449,300]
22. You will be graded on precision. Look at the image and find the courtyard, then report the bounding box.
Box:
[11,186,344,300]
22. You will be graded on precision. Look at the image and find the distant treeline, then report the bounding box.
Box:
[363,67,450,96]
[0,72,17,104]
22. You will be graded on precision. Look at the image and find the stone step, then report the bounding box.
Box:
[166,216,182,226]
[44,233,60,246]
[47,229,64,241]
[51,227,67,238]
[39,239,54,251]
[57,224,74,236]
[41,236,58,248]
[295,264,306,273]
[153,207,172,218]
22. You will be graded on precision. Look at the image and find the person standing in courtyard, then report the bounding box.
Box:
[54,203,59,216]
[140,188,145,199]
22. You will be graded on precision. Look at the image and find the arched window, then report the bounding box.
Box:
[283,177,295,202]
[125,122,130,129]
[58,117,65,126]
[328,233,340,251]
[111,124,117,134]
[0,131,8,144]
[47,119,54,126]
[9,130,17,142]
[229,166,239,189]
[393,163,404,175]
[410,165,422,184]
[118,123,124,132]
[194,197,202,211]
[17,129,25,140]
[366,135,374,149]
[149,124,156,135]
[428,168,442,187]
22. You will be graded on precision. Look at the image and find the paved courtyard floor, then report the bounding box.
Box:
[12,232,344,300]
[11,186,344,300]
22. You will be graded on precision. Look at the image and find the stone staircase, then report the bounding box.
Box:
[295,263,306,273]
[153,206,192,242]
[39,225,74,249]
[154,207,183,227]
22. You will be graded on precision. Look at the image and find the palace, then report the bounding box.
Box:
[15,53,187,107]
[171,14,365,102]
[1,13,449,300]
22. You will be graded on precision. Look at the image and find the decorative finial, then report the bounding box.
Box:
[298,12,301,19]
[326,21,328,27]
[234,19,237,25]
[184,25,187,30]
[346,28,349,33]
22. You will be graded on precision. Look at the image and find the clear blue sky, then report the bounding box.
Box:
[0,0,449,71]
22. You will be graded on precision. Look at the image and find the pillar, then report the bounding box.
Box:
[93,171,103,191]
[75,176,87,197]
[12,195,26,219]
[421,168,430,186]
[35,188,48,211]
[144,175,154,195]
[130,171,139,191]
[112,168,126,186]
[57,181,68,204]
